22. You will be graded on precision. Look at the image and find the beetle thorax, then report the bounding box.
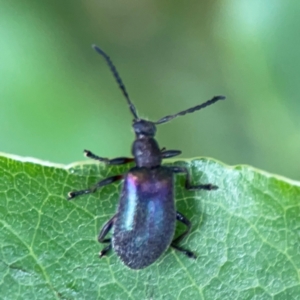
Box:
[132,137,162,168]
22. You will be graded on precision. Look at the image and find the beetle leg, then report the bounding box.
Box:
[67,175,123,200]
[99,243,112,257]
[171,244,196,259]
[172,211,191,244]
[84,149,134,165]
[98,215,116,258]
[161,149,182,159]
[98,215,115,242]
[170,166,218,191]
[171,211,196,259]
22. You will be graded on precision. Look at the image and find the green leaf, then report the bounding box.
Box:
[0,153,300,299]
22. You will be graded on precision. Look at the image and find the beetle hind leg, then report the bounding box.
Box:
[99,241,112,258]
[171,244,196,259]
[98,215,116,258]
[171,211,197,259]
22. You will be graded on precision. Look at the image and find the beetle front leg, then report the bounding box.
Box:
[84,149,134,165]
[171,211,196,259]
[170,166,218,191]
[67,175,123,200]
[98,215,116,258]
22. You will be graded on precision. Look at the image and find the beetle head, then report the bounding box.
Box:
[133,119,157,137]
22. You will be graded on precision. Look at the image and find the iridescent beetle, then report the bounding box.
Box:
[68,45,225,269]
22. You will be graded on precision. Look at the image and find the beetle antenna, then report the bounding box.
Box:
[92,45,139,120]
[154,95,226,125]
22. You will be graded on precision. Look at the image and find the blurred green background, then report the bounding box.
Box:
[1,0,299,180]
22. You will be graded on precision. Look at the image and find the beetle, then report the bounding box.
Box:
[67,45,225,269]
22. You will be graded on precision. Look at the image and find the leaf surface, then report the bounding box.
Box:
[0,154,299,299]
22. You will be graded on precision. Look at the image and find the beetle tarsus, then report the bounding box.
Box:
[67,192,75,200]
[84,150,110,163]
[171,244,197,259]
[99,243,112,258]
[186,250,197,259]
[67,190,90,200]
[202,183,218,190]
